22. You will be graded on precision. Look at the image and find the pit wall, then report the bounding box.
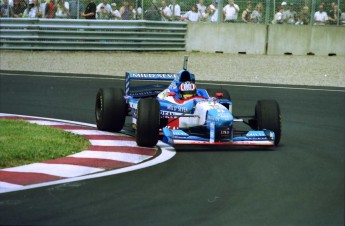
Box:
[186,23,345,56]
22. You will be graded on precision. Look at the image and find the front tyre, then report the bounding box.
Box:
[95,88,126,132]
[255,100,281,145]
[136,98,160,147]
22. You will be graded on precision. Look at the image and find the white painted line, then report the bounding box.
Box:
[65,129,129,136]
[0,72,344,92]
[0,72,122,81]
[197,81,345,92]
[0,113,96,128]
[70,151,152,164]
[89,140,138,147]
[0,182,24,189]
[27,120,69,126]
[2,163,104,178]
[0,113,16,117]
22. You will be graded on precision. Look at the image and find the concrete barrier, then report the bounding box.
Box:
[186,23,267,55]
[186,23,345,56]
[268,25,345,56]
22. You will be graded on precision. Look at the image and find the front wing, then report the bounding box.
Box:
[162,127,276,147]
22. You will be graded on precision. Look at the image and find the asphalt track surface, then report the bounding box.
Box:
[0,71,344,226]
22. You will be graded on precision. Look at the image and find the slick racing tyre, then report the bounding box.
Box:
[136,98,160,147]
[95,88,126,132]
[207,88,231,101]
[255,100,281,145]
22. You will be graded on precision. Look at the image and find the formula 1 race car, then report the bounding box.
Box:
[95,56,281,148]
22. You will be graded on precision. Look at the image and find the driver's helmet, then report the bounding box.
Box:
[179,81,196,99]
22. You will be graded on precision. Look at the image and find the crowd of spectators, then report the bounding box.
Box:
[0,0,344,25]
[272,1,344,25]
[0,0,143,19]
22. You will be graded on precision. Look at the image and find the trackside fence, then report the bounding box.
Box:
[0,18,187,50]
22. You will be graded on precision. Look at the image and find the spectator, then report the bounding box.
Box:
[209,0,217,14]
[209,0,218,22]
[133,3,142,19]
[144,0,161,21]
[280,1,287,21]
[69,0,84,19]
[110,2,120,20]
[161,0,172,21]
[128,3,134,19]
[0,0,10,17]
[39,0,47,18]
[327,1,336,17]
[129,3,136,19]
[35,0,42,17]
[8,0,13,7]
[55,0,69,18]
[10,0,26,18]
[272,6,284,24]
[223,0,239,22]
[320,1,326,12]
[251,2,263,24]
[97,4,109,19]
[23,0,39,17]
[120,0,131,20]
[284,2,297,24]
[197,0,206,16]
[81,0,96,19]
[45,0,56,18]
[96,0,111,17]
[314,4,328,25]
[341,11,345,25]
[241,1,252,23]
[295,6,310,25]
[199,5,211,21]
[168,0,180,21]
[182,4,199,22]
[328,4,342,25]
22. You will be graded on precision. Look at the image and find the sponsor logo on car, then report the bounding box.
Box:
[160,111,183,118]
[167,105,189,112]
[131,73,177,79]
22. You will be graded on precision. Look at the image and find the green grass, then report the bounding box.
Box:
[0,119,90,168]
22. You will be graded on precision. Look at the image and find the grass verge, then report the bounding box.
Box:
[0,119,90,168]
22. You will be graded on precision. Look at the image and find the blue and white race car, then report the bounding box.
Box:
[95,57,281,148]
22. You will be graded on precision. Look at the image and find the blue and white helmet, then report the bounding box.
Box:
[168,70,196,99]
[179,81,196,99]
[177,70,196,99]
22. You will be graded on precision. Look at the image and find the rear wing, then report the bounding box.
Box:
[125,72,177,98]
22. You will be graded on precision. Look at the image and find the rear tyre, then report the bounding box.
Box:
[255,100,281,145]
[95,88,126,132]
[136,98,160,147]
[207,88,231,100]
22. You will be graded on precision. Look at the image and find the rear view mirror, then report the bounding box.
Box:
[216,93,223,98]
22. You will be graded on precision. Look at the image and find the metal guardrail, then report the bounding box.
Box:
[0,19,187,51]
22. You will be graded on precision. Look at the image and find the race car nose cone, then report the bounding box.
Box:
[207,108,233,127]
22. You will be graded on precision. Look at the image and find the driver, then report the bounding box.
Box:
[179,81,196,99]
[158,70,198,100]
